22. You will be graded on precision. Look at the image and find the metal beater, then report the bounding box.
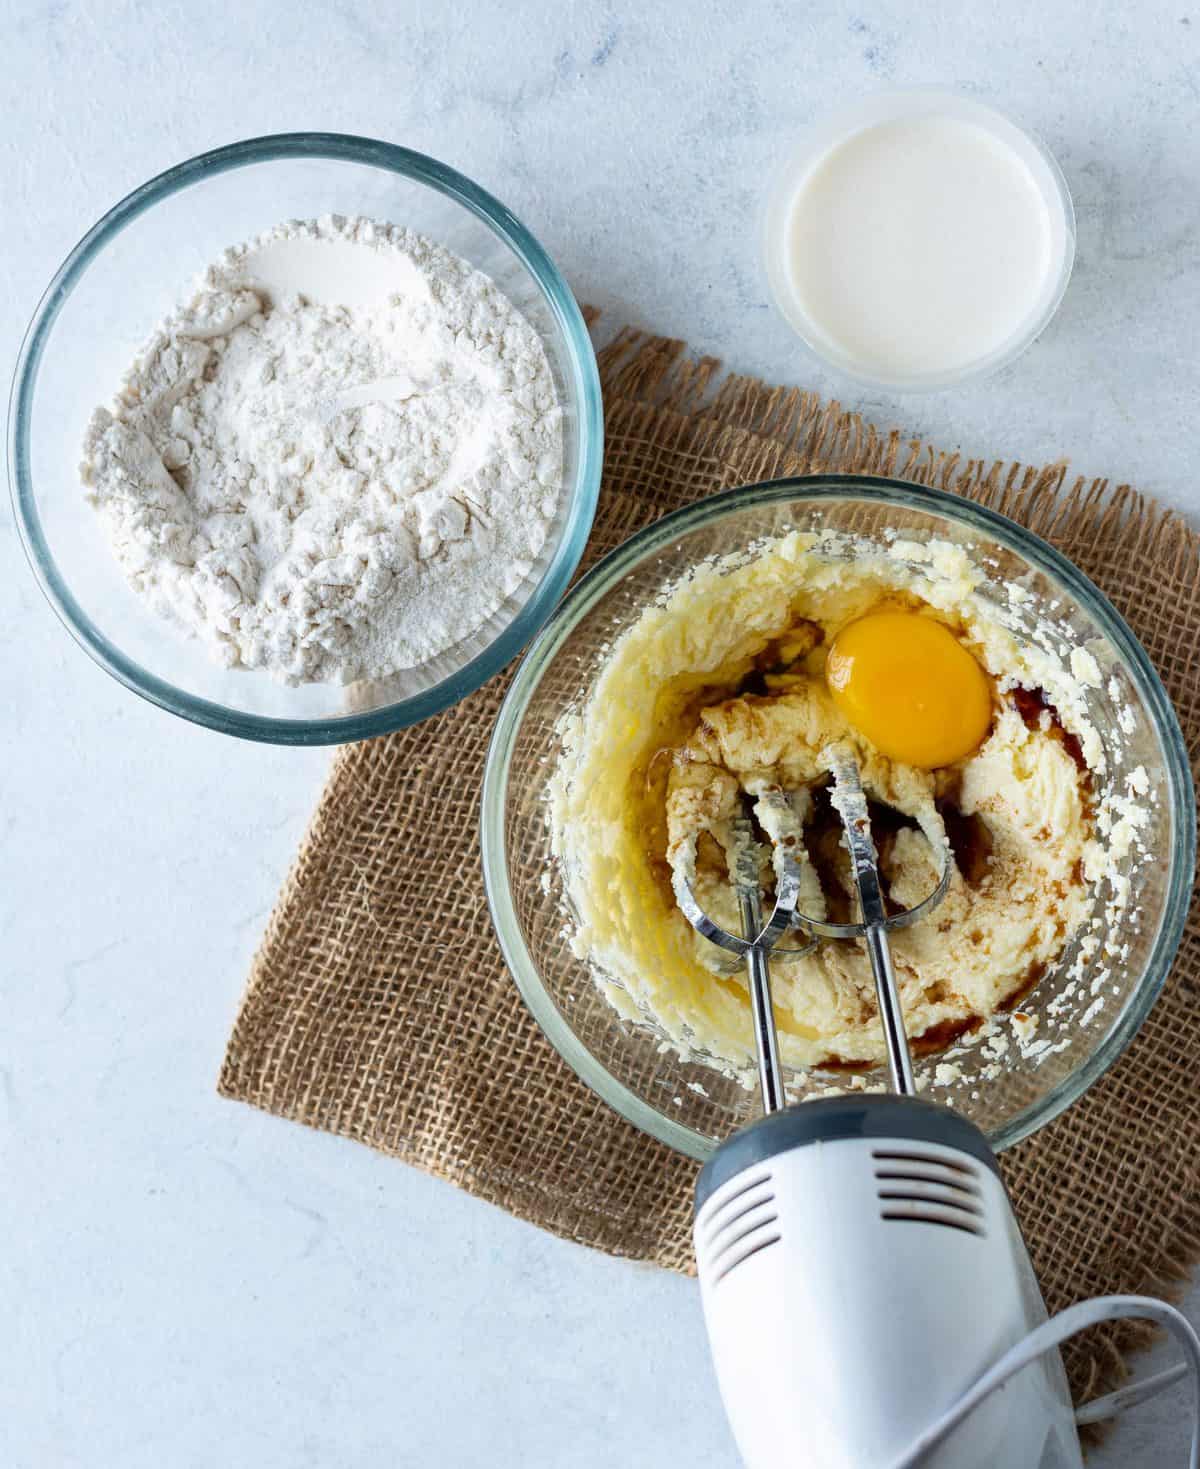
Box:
[673,743,951,1103]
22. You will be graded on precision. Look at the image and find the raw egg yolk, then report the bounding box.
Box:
[826,610,992,769]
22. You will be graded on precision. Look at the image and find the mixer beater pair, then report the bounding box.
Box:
[672,745,951,1103]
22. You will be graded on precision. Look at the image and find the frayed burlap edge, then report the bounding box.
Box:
[595,327,1199,592]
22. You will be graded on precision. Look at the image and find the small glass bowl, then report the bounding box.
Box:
[762,89,1077,393]
[9,134,602,744]
[482,477,1194,1160]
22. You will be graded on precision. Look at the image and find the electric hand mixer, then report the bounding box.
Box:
[675,747,1200,1468]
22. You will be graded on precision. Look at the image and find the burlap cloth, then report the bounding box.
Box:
[220,324,1200,1412]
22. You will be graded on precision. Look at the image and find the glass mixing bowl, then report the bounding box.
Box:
[482,476,1195,1160]
[9,134,602,744]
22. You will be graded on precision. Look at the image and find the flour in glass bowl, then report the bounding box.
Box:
[81,215,564,685]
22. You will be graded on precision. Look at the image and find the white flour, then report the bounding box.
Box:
[81,216,563,684]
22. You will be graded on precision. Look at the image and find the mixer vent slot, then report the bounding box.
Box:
[711,1230,782,1283]
[701,1173,781,1284]
[871,1150,986,1238]
[702,1172,772,1238]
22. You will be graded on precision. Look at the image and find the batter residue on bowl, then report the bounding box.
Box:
[550,530,1146,1085]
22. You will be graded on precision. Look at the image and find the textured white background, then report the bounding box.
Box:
[3,1,1199,1464]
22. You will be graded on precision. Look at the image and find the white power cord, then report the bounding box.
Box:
[885,1294,1200,1469]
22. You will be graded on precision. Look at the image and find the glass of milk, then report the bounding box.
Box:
[763,89,1075,391]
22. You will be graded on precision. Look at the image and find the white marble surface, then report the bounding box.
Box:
[3,1,1198,1463]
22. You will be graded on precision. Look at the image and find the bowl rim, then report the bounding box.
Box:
[8,131,603,745]
[482,473,1196,1161]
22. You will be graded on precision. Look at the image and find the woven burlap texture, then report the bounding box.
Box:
[221,326,1200,1410]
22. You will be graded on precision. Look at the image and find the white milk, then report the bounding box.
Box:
[778,113,1063,382]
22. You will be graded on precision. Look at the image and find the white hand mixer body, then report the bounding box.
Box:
[678,749,1195,1467]
[695,1101,1081,1468]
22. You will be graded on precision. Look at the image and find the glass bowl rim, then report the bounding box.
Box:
[8,131,603,746]
[482,473,1196,1161]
